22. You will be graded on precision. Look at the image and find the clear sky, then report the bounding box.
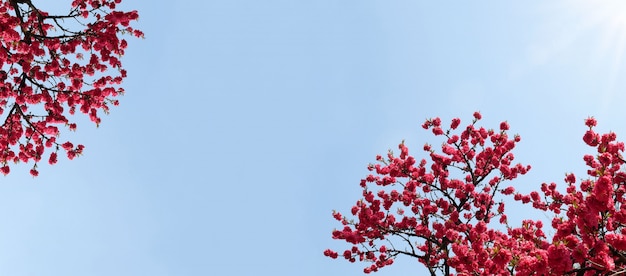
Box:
[1,1,626,275]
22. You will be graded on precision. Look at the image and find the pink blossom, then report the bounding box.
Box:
[327,113,626,275]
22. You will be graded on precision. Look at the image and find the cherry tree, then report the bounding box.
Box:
[0,0,142,176]
[325,112,626,275]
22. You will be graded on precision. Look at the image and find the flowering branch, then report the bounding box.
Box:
[327,113,626,275]
[0,0,143,176]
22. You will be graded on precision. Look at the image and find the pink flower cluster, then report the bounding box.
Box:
[326,113,626,275]
[0,0,142,176]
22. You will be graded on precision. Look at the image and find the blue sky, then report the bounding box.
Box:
[1,1,626,275]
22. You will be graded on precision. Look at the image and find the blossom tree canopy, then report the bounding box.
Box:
[0,0,142,176]
[326,112,626,276]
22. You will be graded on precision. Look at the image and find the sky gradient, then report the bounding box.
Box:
[1,1,626,275]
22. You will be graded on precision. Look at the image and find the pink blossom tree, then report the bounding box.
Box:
[0,0,142,176]
[326,112,626,275]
